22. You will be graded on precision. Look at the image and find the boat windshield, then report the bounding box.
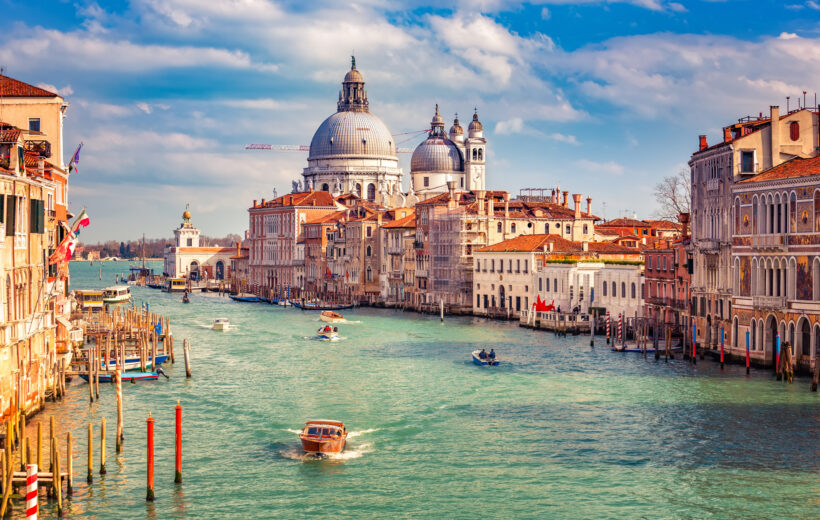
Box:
[307,427,320,435]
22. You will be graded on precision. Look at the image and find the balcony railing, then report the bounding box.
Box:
[751,233,786,251]
[646,297,687,310]
[697,239,720,252]
[413,240,424,250]
[387,246,403,255]
[752,295,787,310]
[24,140,51,158]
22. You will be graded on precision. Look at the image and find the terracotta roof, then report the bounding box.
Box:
[382,214,416,228]
[0,128,21,143]
[0,75,61,98]
[738,155,820,184]
[477,234,639,254]
[304,210,348,225]
[599,217,649,228]
[644,219,682,230]
[254,190,337,209]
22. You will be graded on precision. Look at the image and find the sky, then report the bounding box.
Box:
[2,0,819,242]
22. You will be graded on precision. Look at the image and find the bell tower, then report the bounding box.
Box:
[465,109,486,191]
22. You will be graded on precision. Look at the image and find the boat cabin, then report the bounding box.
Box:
[103,285,131,303]
[165,278,187,292]
[302,421,345,439]
[75,290,104,313]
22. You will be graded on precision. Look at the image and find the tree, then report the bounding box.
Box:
[653,168,691,222]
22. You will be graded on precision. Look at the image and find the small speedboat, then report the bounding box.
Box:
[472,350,498,366]
[212,318,230,331]
[79,371,160,383]
[182,294,190,303]
[277,299,292,307]
[320,311,345,324]
[299,420,348,455]
[317,327,339,341]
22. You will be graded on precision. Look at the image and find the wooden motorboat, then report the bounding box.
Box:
[320,311,345,324]
[317,327,339,341]
[294,301,354,311]
[95,354,168,371]
[212,318,230,331]
[299,420,347,455]
[472,350,498,366]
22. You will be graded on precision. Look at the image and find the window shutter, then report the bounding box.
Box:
[0,195,4,224]
[29,198,35,233]
[36,200,45,233]
[5,196,15,236]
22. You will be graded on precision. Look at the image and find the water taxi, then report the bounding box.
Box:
[299,420,348,455]
[317,326,339,341]
[472,350,498,366]
[165,278,187,293]
[212,318,230,331]
[102,285,132,304]
[75,290,105,314]
[320,311,345,324]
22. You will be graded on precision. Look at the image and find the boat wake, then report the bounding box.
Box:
[347,428,379,439]
[279,442,372,461]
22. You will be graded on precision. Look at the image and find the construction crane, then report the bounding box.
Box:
[245,128,430,154]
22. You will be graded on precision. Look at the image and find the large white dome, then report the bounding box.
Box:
[410,137,463,173]
[308,111,397,161]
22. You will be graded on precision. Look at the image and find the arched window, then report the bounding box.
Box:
[511,223,516,234]
[611,281,616,296]
[621,282,626,297]
[321,183,329,192]
[631,283,636,299]
[752,196,758,233]
[750,320,756,351]
[733,318,738,348]
[367,183,376,201]
[478,149,483,160]
[735,198,741,234]
[545,224,550,234]
[603,281,607,296]
[539,278,542,292]
[790,121,799,141]
[472,149,477,160]
[366,266,372,282]
[814,190,820,233]
[355,183,362,197]
[366,226,372,238]
[789,192,796,232]
[583,224,588,234]
[497,222,502,233]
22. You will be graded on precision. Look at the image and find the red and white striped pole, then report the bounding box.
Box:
[25,464,38,520]
[606,312,611,344]
[618,313,623,345]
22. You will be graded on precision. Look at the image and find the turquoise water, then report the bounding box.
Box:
[17,261,820,518]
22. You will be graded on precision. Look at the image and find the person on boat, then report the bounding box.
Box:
[333,327,338,332]
[479,349,488,360]
[324,325,332,333]
[488,349,496,361]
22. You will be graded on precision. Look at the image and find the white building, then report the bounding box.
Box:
[163,208,235,281]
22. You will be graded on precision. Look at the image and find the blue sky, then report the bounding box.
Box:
[2,0,819,242]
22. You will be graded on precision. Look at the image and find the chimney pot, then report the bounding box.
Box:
[723,127,732,143]
[586,196,592,215]
[562,191,569,208]
[698,135,708,151]
[573,194,582,219]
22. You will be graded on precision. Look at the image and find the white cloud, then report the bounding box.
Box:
[36,83,74,96]
[549,133,579,145]
[495,117,524,134]
[541,7,552,19]
[574,159,624,175]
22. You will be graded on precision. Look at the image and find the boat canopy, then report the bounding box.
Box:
[305,420,344,428]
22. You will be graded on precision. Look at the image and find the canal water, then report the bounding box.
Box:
[19,261,820,518]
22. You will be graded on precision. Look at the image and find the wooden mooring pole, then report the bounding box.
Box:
[183,340,191,378]
[174,401,182,484]
[86,423,93,484]
[116,372,124,452]
[66,432,73,495]
[100,417,106,475]
[146,414,155,502]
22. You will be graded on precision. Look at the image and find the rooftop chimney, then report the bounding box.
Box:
[586,196,592,215]
[572,194,582,219]
[253,199,257,207]
[582,241,588,252]
[679,212,690,238]
[377,212,383,227]
[476,190,486,214]
[504,192,510,219]
[562,191,569,208]
[723,127,732,143]
[447,180,457,209]
[698,135,708,151]
[488,195,495,217]
[770,105,781,169]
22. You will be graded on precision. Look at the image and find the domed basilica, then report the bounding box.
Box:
[299,59,486,206]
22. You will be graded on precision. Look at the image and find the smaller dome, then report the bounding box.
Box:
[468,111,483,133]
[431,104,445,128]
[183,210,191,220]
[449,116,463,137]
[411,138,464,173]
[344,68,363,83]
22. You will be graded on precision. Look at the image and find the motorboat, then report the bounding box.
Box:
[472,350,498,366]
[212,318,230,331]
[230,293,263,303]
[293,301,354,311]
[96,354,169,371]
[182,294,190,304]
[277,299,292,307]
[79,371,160,383]
[320,311,345,324]
[317,327,339,341]
[299,420,348,455]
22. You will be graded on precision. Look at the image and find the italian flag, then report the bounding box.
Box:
[70,209,90,236]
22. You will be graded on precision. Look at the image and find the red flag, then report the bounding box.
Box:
[543,299,556,312]
[326,267,332,279]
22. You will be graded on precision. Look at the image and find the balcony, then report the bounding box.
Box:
[389,270,402,280]
[646,297,687,310]
[413,240,424,250]
[387,246,403,255]
[697,239,720,252]
[415,269,428,278]
[24,140,51,158]
[751,233,787,251]
[753,295,787,310]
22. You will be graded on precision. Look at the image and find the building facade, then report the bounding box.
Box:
[163,208,235,281]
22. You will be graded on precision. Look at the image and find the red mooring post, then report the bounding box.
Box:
[720,325,725,369]
[745,330,750,375]
[146,414,155,502]
[174,401,182,484]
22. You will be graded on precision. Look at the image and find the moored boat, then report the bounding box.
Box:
[317,327,339,341]
[230,293,263,303]
[92,354,169,371]
[294,301,354,311]
[299,420,347,455]
[320,311,345,323]
[79,371,160,383]
[212,318,230,331]
[165,278,188,293]
[472,350,498,366]
[103,285,132,304]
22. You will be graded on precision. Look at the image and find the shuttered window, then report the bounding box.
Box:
[5,196,16,236]
[29,199,45,234]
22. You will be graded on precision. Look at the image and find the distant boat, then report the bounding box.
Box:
[93,354,168,371]
[230,294,262,303]
[612,344,683,353]
[294,301,354,311]
[102,285,131,304]
[316,327,339,341]
[299,420,347,455]
[472,350,498,366]
[320,311,345,323]
[212,318,230,331]
[80,371,160,383]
